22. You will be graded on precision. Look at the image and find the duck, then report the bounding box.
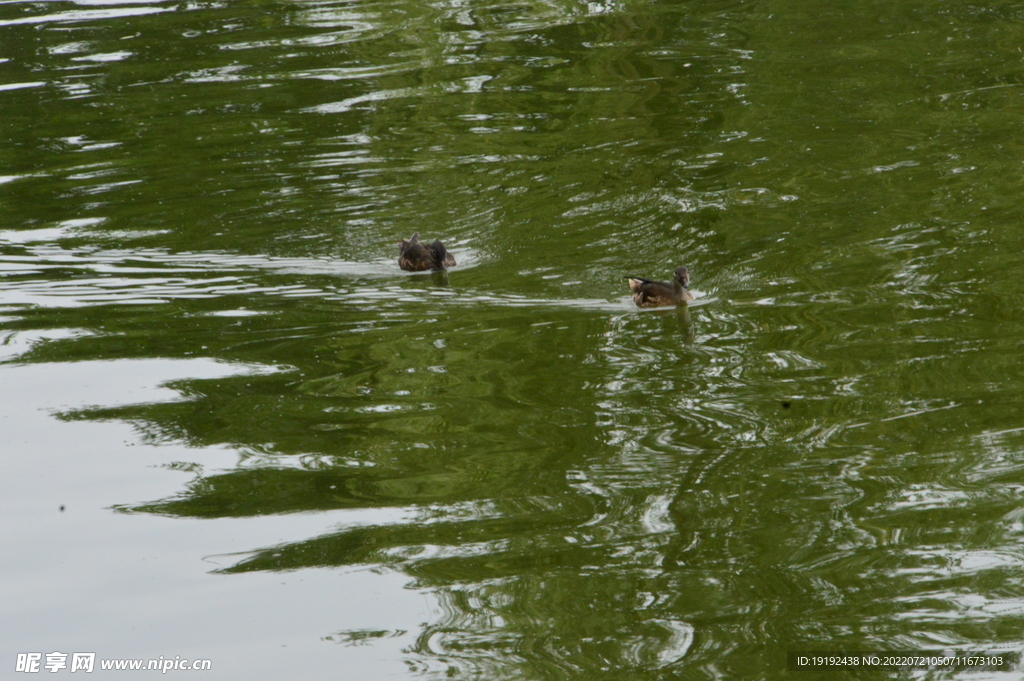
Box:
[397,233,456,272]
[625,266,694,307]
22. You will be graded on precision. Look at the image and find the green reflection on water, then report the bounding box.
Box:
[5,0,1024,677]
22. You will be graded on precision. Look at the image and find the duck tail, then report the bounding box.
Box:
[624,276,645,292]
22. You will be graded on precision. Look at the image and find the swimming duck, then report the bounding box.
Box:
[625,266,694,307]
[397,233,456,272]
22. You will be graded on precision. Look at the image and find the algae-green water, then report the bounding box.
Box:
[3,0,1024,678]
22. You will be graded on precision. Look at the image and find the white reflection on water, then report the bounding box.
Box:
[640,493,675,535]
[622,618,695,669]
[0,352,287,408]
[0,81,46,91]
[893,589,1024,621]
[0,348,431,677]
[0,6,172,27]
[306,87,421,114]
[0,328,94,363]
[0,226,658,311]
[71,50,132,62]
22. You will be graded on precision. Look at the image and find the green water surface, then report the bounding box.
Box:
[3,0,1024,678]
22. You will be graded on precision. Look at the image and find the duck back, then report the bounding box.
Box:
[398,233,456,271]
[625,266,694,307]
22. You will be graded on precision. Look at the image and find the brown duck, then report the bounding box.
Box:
[625,266,694,307]
[397,233,456,272]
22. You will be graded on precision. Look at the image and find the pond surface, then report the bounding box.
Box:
[3,0,1024,678]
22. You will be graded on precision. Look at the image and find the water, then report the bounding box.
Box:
[3,0,1024,678]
